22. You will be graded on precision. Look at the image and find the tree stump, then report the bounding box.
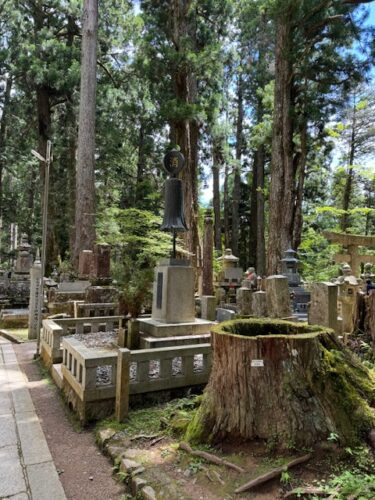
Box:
[186,319,375,449]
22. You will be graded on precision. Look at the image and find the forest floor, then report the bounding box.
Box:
[96,398,375,499]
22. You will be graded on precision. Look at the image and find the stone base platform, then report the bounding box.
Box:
[138,318,213,338]
[140,333,211,349]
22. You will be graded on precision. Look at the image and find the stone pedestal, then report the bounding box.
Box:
[252,291,268,317]
[308,282,338,332]
[151,259,195,324]
[138,258,213,339]
[236,288,253,316]
[265,275,291,318]
[28,258,42,340]
[201,296,216,321]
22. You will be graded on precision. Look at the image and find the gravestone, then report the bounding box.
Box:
[201,295,216,321]
[78,250,94,278]
[252,291,268,317]
[265,275,291,318]
[93,243,111,279]
[308,282,338,333]
[236,287,253,316]
[15,233,32,274]
[202,209,214,296]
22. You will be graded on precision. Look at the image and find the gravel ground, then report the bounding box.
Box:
[14,341,124,500]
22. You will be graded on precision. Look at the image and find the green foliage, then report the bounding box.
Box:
[97,207,171,315]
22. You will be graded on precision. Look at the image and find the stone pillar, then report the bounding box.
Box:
[116,348,130,422]
[201,296,216,321]
[28,254,42,340]
[202,209,214,296]
[308,282,338,333]
[78,250,94,278]
[93,243,111,278]
[265,275,291,318]
[237,288,253,316]
[252,291,268,317]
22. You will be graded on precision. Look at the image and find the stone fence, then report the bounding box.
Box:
[60,337,212,422]
[41,316,124,366]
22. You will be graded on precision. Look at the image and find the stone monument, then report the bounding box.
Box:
[138,150,212,345]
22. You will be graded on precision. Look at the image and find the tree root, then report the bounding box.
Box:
[179,442,245,473]
[235,453,312,494]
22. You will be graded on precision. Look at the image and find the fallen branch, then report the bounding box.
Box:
[179,442,245,473]
[150,436,164,446]
[130,433,160,441]
[235,453,312,494]
[284,487,326,499]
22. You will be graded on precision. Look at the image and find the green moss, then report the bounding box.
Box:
[212,318,332,339]
[316,344,375,444]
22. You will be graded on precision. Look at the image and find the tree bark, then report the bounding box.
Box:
[74,0,98,267]
[267,6,294,274]
[231,74,244,257]
[212,134,224,252]
[255,146,266,275]
[0,76,12,218]
[292,120,307,250]
[202,209,214,296]
[341,102,356,232]
[169,0,200,268]
[187,319,375,449]
[223,163,230,249]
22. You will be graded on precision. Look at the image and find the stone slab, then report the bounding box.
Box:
[138,318,212,338]
[140,333,211,349]
[27,461,66,500]
[12,387,36,414]
[0,414,17,447]
[0,445,27,498]
[16,411,53,465]
[216,308,236,322]
[58,281,90,292]
[0,391,12,415]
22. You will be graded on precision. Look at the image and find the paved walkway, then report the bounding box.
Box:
[0,338,66,500]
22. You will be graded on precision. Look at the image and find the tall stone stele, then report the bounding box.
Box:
[28,251,42,340]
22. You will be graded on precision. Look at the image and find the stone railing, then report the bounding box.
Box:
[40,316,124,366]
[59,337,212,422]
[61,337,117,402]
[75,302,119,318]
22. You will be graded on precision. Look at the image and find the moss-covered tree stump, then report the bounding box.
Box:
[186,319,375,449]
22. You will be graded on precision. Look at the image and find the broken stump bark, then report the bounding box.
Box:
[186,318,375,449]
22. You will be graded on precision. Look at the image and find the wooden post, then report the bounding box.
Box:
[202,209,214,296]
[115,348,130,422]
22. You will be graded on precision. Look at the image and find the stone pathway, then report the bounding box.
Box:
[0,338,66,500]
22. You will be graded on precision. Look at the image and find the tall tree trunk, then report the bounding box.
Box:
[74,0,98,267]
[268,7,294,274]
[212,144,221,251]
[223,163,230,249]
[135,121,145,206]
[0,76,12,218]
[169,0,200,268]
[341,102,356,232]
[292,120,307,250]
[255,145,266,275]
[231,74,244,257]
[249,160,257,268]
